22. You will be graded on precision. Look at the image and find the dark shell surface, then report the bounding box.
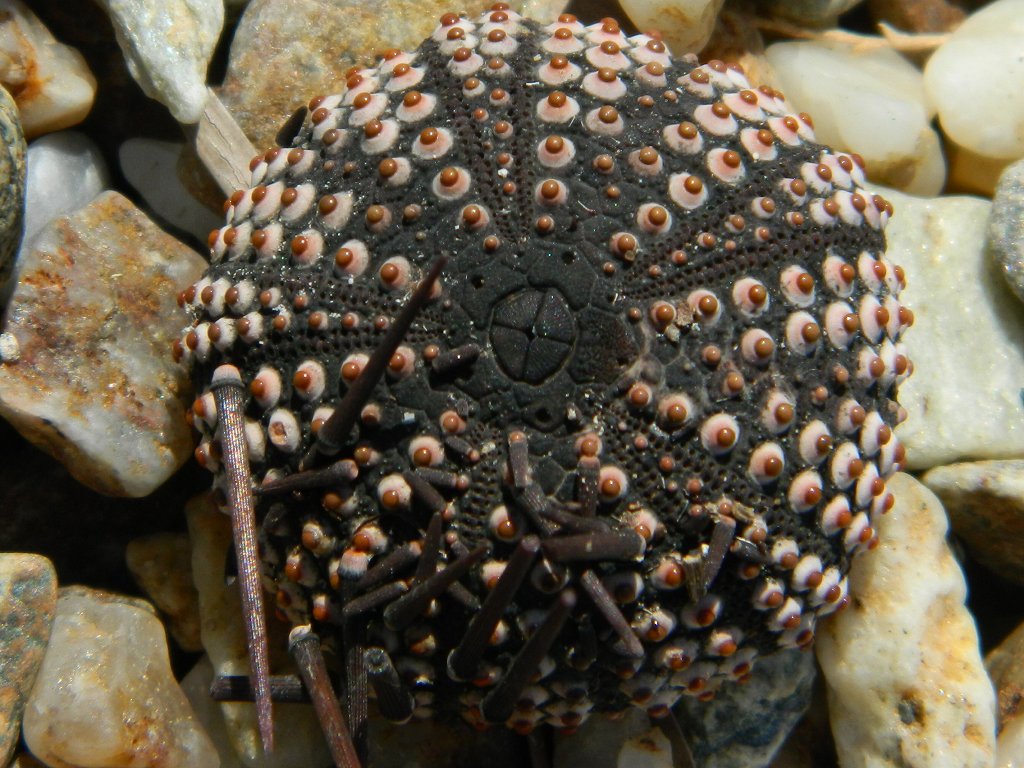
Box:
[180,7,910,732]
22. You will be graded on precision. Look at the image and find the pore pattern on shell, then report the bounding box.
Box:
[179,7,910,732]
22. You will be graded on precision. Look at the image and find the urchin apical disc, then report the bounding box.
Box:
[179,5,911,737]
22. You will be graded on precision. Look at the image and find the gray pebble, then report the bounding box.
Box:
[0,85,26,292]
[989,156,1024,304]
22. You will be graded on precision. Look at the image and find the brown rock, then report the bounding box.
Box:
[126,533,202,651]
[868,0,977,34]
[0,191,206,497]
[921,460,1024,586]
[218,0,567,150]
[987,620,1024,731]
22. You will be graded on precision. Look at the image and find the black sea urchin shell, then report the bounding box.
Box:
[179,7,910,734]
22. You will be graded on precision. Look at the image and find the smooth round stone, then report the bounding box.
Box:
[989,156,1024,304]
[924,0,1024,160]
[618,0,725,56]
[92,0,224,124]
[867,0,971,33]
[0,554,56,767]
[0,0,96,138]
[766,41,945,195]
[881,189,1024,469]
[921,460,1024,586]
[756,0,865,24]
[0,85,25,292]
[21,131,109,252]
[125,532,202,651]
[218,0,567,150]
[119,138,222,243]
[22,586,218,768]
[816,473,997,768]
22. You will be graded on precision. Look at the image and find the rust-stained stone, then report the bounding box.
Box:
[0,0,97,138]
[0,84,25,291]
[0,553,56,768]
[0,191,206,497]
[987,620,1024,731]
[217,0,568,150]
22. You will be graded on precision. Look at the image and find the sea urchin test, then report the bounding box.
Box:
[176,7,911,764]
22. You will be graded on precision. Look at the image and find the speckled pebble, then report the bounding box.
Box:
[618,0,725,56]
[219,0,568,149]
[989,157,1024,305]
[0,191,205,497]
[0,84,25,292]
[22,586,219,768]
[816,473,996,768]
[126,532,203,651]
[924,0,1024,161]
[0,554,56,767]
[93,0,224,124]
[0,0,97,138]
[766,41,944,196]
[882,189,1024,469]
[20,131,110,254]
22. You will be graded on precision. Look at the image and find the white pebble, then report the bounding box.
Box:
[924,0,1024,161]
[882,188,1024,469]
[816,473,996,768]
[93,0,224,124]
[766,41,945,196]
[0,0,96,138]
[22,586,219,767]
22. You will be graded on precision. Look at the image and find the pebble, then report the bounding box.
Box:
[0,554,56,767]
[987,621,1024,741]
[816,473,996,768]
[618,0,724,56]
[765,41,945,196]
[880,188,1024,469]
[948,140,1015,198]
[0,0,97,138]
[924,0,1024,161]
[21,586,219,768]
[552,649,815,767]
[756,0,866,24]
[990,157,1024,304]
[180,655,333,768]
[21,131,110,253]
[119,138,223,243]
[218,0,567,150]
[0,191,206,497]
[125,532,203,651]
[867,0,972,33]
[92,0,224,124]
[0,84,25,292]
[921,460,1024,586]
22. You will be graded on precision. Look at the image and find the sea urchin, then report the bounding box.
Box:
[177,7,911,766]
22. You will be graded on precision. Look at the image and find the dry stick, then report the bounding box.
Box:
[195,88,258,198]
[655,710,698,768]
[211,365,273,753]
[290,626,362,768]
[305,256,448,467]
